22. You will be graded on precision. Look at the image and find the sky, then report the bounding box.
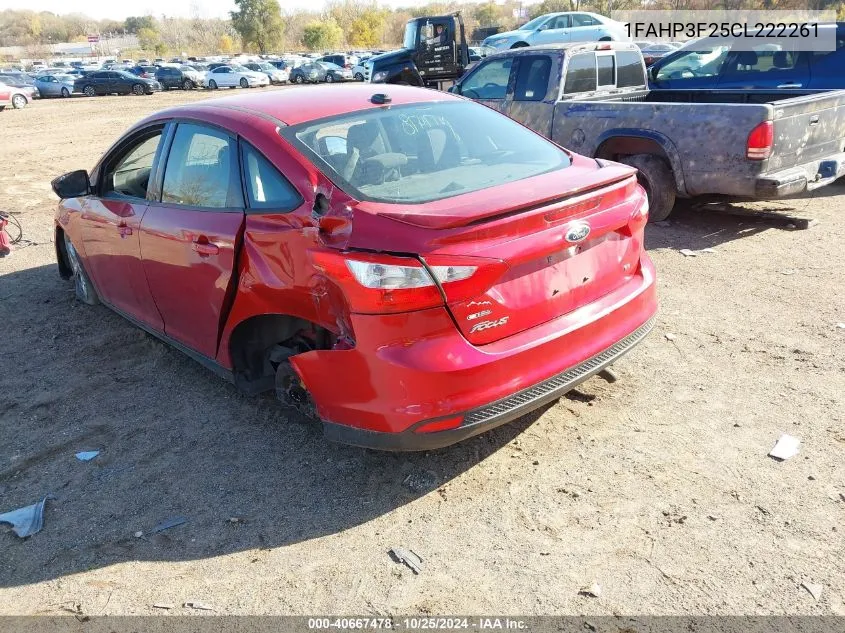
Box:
[0,0,447,20]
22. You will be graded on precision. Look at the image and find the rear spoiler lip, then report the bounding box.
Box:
[375,170,638,230]
[460,171,635,228]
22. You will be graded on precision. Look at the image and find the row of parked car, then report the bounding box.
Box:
[0,53,385,109]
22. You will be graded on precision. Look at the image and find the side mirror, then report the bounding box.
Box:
[51,169,90,199]
[537,24,549,31]
[447,84,458,94]
[648,65,658,81]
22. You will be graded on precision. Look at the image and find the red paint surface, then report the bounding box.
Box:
[56,85,658,440]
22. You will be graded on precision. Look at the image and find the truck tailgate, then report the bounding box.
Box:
[769,91,845,172]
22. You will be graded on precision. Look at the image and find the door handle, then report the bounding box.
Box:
[118,223,133,237]
[809,114,820,126]
[192,239,219,256]
[777,83,802,88]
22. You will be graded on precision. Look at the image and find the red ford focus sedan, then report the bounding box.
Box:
[53,85,657,450]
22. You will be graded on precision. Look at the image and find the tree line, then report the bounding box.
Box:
[2,0,843,57]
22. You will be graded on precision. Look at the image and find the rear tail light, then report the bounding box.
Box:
[747,121,773,160]
[617,181,649,237]
[346,258,445,289]
[312,251,505,314]
[423,254,507,304]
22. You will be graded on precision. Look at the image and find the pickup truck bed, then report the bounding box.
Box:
[552,88,845,199]
[452,42,845,221]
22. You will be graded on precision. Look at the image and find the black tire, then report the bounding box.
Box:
[183,78,193,90]
[240,77,248,88]
[132,83,145,95]
[619,154,676,223]
[510,41,529,48]
[83,85,96,97]
[63,233,99,306]
[354,72,364,81]
[11,94,26,109]
[208,79,217,89]
[60,87,70,98]
[599,36,612,41]
[294,74,304,84]
[0,106,5,111]
[326,74,334,83]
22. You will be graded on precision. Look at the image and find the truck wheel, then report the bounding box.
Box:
[619,154,676,223]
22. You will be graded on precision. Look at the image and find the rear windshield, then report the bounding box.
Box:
[283,101,570,204]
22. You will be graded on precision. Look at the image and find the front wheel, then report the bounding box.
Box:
[354,72,364,81]
[11,94,26,109]
[619,154,676,223]
[63,233,99,306]
[183,79,193,90]
[325,74,334,83]
[510,41,529,48]
[132,83,145,95]
[60,87,70,98]
[83,85,96,97]
[240,77,248,88]
[294,74,304,84]
[208,79,217,89]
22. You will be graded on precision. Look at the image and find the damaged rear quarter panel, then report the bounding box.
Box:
[216,127,359,368]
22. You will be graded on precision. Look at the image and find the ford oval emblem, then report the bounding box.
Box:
[565,222,591,243]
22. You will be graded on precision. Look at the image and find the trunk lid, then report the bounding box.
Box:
[350,156,647,345]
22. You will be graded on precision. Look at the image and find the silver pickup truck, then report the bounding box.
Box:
[450,42,845,221]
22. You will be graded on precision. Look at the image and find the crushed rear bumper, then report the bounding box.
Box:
[322,315,656,451]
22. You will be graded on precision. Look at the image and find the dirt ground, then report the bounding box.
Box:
[0,87,843,617]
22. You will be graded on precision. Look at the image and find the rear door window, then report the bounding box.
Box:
[564,52,596,94]
[571,14,598,26]
[161,123,242,209]
[723,44,799,76]
[513,55,552,101]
